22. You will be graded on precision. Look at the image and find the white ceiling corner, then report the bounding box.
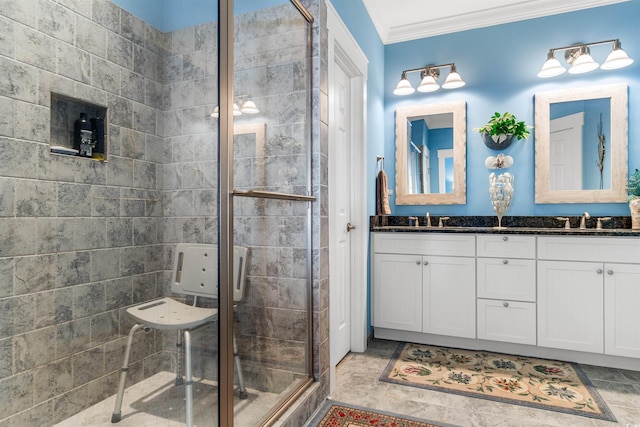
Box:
[361,0,629,45]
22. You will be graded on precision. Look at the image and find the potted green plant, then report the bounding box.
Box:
[475,112,531,150]
[627,168,640,230]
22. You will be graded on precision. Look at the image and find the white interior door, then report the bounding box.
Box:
[550,112,584,190]
[327,0,369,393]
[330,63,352,366]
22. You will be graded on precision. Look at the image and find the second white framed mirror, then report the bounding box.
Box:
[534,83,628,204]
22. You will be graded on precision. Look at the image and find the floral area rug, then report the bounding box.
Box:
[307,400,450,427]
[380,343,616,422]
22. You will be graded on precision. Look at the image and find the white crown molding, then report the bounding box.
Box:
[362,0,628,45]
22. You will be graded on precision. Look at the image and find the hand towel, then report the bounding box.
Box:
[376,170,391,215]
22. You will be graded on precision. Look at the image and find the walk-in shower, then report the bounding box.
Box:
[0,0,315,425]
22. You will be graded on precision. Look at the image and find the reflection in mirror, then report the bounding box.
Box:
[234,123,266,188]
[535,83,628,203]
[407,113,454,194]
[396,101,466,205]
[549,98,610,191]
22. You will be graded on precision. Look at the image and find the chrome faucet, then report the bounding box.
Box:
[425,212,432,228]
[579,212,591,230]
[596,217,611,230]
[438,216,450,228]
[556,217,571,229]
[408,216,419,227]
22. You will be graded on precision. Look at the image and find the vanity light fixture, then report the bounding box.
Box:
[210,99,260,118]
[393,63,465,96]
[537,39,633,78]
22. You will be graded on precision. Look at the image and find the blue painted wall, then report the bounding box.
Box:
[383,1,640,218]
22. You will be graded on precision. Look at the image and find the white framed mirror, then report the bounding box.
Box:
[395,100,466,205]
[534,83,628,204]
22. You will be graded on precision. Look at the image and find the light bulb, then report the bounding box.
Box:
[537,57,566,78]
[442,71,465,89]
[601,47,633,70]
[240,100,259,114]
[417,74,439,93]
[568,46,599,74]
[393,73,415,96]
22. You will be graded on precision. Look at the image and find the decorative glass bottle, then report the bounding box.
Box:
[489,172,514,228]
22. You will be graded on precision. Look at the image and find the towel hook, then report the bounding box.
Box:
[376,155,384,171]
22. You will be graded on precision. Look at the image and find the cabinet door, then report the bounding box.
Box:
[423,256,475,338]
[477,258,536,302]
[373,253,423,332]
[477,299,536,345]
[605,263,640,358]
[537,260,603,353]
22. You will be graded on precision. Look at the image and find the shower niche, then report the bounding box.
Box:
[50,92,108,160]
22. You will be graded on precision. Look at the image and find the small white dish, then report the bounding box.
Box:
[50,146,79,155]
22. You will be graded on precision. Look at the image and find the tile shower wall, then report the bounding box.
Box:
[0,1,169,424]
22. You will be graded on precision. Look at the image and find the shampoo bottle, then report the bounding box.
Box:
[90,117,105,160]
[74,113,92,157]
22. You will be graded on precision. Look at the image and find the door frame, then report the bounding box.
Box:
[327,0,368,375]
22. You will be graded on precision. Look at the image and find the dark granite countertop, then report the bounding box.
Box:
[370,216,640,237]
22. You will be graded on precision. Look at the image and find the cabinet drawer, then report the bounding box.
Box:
[477,235,535,259]
[373,233,475,257]
[538,236,640,263]
[477,299,536,345]
[477,258,536,301]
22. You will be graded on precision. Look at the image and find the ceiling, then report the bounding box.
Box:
[361,0,628,45]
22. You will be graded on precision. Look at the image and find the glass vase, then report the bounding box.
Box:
[489,172,514,228]
[630,199,640,230]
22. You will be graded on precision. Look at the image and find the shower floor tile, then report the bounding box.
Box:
[55,371,279,427]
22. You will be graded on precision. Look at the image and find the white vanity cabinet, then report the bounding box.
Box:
[372,230,640,370]
[537,236,640,357]
[476,235,536,345]
[372,233,476,338]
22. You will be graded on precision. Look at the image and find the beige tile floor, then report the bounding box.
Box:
[322,339,640,427]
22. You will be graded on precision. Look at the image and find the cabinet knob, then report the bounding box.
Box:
[502,259,508,265]
[596,269,603,274]
[416,260,421,265]
[607,270,614,275]
[503,302,509,307]
[423,260,429,265]
[502,236,508,241]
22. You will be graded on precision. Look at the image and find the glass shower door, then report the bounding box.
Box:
[229,1,315,425]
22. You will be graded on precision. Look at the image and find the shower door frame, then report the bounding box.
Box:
[218,1,316,426]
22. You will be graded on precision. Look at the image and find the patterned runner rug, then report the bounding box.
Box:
[307,400,451,427]
[380,342,617,422]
